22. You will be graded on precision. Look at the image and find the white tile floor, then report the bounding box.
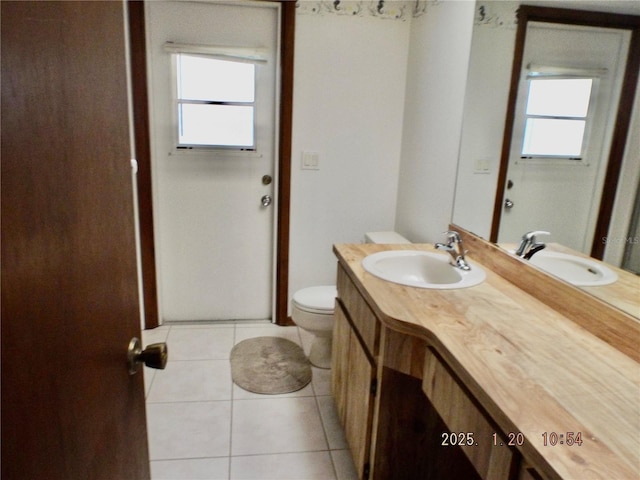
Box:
[142,322,358,480]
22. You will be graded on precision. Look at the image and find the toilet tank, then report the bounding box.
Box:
[364,231,411,244]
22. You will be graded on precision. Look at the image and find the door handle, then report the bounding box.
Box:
[127,337,168,375]
[504,198,514,209]
[261,195,272,207]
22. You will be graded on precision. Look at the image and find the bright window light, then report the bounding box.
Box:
[522,118,586,156]
[521,78,593,158]
[176,54,256,149]
[526,78,592,117]
[179,104,254,147]
[177,55,255,103]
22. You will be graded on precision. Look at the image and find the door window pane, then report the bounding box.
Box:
[525,78,592,117]
[179,104,254,147]
[521,77,593,158]
[175,54,256,149]
[522,118,586,156]
[177,54,255,102]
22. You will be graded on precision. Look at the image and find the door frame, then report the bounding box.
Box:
[490,5,640,259]
[127,1,295,327]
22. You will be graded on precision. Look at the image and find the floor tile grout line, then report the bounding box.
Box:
[228,324,237,479]
[145,323,354,479]
[314,391,340,479]
[158,358,232,363]
[150,447,346,462]
[146,399,233,405]
[229,448,338,458]
[149,454,231,462]
[144,369,157,400]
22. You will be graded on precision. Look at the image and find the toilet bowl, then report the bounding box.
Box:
[291,286,337,369]
[292,231,410,369]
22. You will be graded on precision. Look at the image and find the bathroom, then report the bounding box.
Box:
[139,2,477,477]
[139,0,639,478]
[2,0,638,478]
[142,0,640,333]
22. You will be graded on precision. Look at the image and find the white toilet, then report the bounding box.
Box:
[292,231,410,369]
[292,285,337,368]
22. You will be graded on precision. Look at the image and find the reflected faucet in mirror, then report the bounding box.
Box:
[515,230,550,260]
[435,231,471,271]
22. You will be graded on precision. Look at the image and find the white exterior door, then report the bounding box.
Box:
[498,22,630,253]
[146,1,279,321]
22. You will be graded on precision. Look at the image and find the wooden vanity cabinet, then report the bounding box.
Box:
[333,264,484,480]
[332,262,527,480]
[333,240,638,480]
[331,264,379,479]
[422,349,519,480]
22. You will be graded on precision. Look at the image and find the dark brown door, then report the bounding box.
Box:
[1,2,150,479]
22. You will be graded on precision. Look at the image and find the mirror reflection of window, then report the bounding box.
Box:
[176,54,256,149]
[521,77,594,158]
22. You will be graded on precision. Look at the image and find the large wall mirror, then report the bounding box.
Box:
[452,1,639,319]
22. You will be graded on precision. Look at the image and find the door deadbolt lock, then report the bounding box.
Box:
[261,195,272,207]
[262,175,272,185]
[127,337,168,375]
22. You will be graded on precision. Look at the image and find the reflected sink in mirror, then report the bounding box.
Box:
[362,250,486,289]
[527,251,618,287]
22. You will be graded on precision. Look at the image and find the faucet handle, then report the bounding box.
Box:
[442,230,462,243]
[522,230,550,241]
[516,231,550,257]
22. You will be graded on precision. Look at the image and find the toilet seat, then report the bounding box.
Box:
[292,286,336,315]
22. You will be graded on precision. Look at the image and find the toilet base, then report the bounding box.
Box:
[308,336,333,369]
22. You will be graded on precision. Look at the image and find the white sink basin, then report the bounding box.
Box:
[362,250,486,289]
[528,251,618,287]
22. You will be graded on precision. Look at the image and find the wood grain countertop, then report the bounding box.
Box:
[333,242,640,480]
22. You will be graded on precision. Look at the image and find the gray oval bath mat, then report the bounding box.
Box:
[230,336,312,394]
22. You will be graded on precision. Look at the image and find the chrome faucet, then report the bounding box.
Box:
[515,230,550,260]
[435,230,471,271]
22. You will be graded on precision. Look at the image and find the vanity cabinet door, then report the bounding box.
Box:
[331,300,351,424]
[337,264,379,356]
[332,300,376,480]
[422,349,517,480]
[344,323,376,479]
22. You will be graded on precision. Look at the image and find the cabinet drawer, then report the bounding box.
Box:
[337,263,379,358]
[422,349,516,480]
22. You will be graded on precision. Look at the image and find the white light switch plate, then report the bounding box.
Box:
[302,151,319,170]
[473,157,491,174]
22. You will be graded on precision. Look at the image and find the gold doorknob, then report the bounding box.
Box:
[127,337,168,375]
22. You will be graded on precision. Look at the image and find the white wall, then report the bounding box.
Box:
[452,2,518,238]
[394,1,475,243]
[289,12,410,299]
